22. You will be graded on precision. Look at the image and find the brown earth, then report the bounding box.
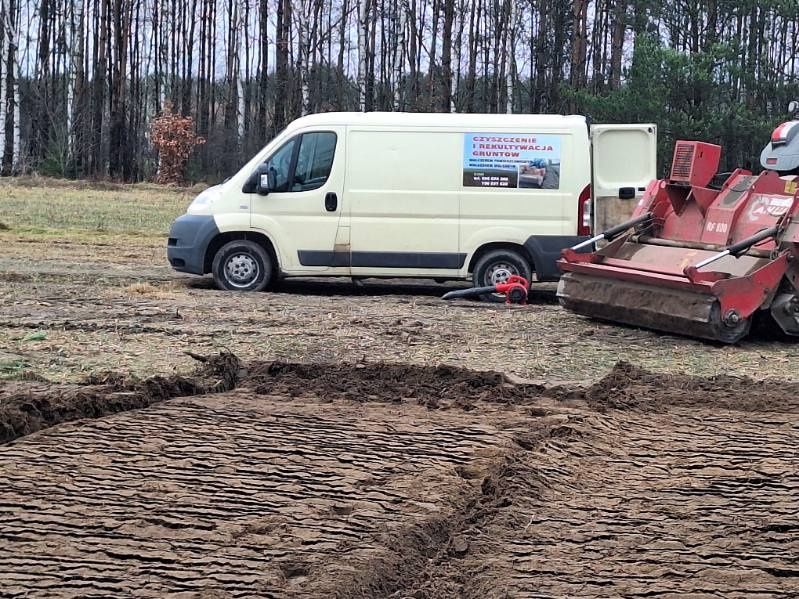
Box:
[1,229,799,597]
[1,360,798,597]
[2,231,799,385]
[0,353,240,443]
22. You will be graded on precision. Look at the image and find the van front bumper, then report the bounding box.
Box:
[166,214,220,275]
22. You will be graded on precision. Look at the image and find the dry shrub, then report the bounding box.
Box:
[150,105,205,185]
[125,282,159,295]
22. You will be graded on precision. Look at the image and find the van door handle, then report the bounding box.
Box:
[325,192,338,212]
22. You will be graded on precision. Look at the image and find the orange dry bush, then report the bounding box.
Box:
[150,108,205,185]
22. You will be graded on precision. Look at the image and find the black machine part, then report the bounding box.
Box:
[770,293,799,336]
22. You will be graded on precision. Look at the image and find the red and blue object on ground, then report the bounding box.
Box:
[442,275,529,305]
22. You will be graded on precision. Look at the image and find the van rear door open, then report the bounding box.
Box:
[590,124,657,233]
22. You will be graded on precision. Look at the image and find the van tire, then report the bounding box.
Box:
[212,240,273,292]
[472,249,532,303]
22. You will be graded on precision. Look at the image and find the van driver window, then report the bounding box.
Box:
[264,138,297,192]
[292,132,337,192]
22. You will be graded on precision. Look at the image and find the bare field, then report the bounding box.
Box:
[1,179,798,597]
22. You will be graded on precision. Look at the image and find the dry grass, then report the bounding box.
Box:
[0,177,195,237]
[0,175,797,384]
[121,281,182,299]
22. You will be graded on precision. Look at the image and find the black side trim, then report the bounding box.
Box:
[524,235,590,281]
[297,250,351,267]
[298,250,466,269]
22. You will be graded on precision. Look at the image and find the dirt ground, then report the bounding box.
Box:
[1,362,798,597]
[2,230,798,384]
[1,180,798,597]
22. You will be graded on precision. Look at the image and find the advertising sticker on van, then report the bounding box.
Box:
[462,133,562,189]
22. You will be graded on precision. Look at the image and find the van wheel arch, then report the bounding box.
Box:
[204,231,279,275]
[468,243,535,276]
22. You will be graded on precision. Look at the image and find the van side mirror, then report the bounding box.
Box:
[243,163,274,195]
[789,100,799,116]
[257,168,276,196]
[258,173,270,195]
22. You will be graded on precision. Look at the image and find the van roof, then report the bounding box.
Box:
[285,112,588,131]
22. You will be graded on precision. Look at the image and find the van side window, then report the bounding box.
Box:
[292,132,337,192]
[264,138,297,193]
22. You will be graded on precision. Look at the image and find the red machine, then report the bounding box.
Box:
[558,129,799,343]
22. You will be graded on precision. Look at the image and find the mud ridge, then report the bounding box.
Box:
[248,360,547,409]
[0,352,240,444]
[329,422,574,598]
[247,359,799,414]
[581,360,799,412]
[0,319,192,337]
[4,357,795,445]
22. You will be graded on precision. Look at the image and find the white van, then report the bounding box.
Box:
[167,112,656,296]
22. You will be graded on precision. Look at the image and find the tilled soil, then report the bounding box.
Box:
[0,353,240,443]
[1,361,798,597]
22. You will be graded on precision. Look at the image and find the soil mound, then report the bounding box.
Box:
[584,360,799,412]
[4,355,797,445]
[0,352,240,443]
[247,360,546,409]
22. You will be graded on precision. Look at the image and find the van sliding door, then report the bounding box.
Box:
[346,128,461,275]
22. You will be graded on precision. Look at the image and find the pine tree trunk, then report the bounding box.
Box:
[109,0,130,179]
[33,0,51,161]
[258,0,268,138]
[67,0,85,163]
[505,0,516,113]
[466,0,478,112]
[406,0,418,108]
[91,0,108,175]
[337,0,347,108]
[609,0,625,89]
[274,0,289,131]
[358,0,369,110]
[440,0,454,112]
[426,0,439,108]
[569,0,589,96]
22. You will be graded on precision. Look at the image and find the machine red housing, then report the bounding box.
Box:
[669,141,721,188]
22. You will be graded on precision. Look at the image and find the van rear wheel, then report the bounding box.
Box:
[473,249,532,303]
[212,240,273,291]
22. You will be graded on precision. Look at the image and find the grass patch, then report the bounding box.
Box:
[21,331,47,342]
[0,357,28,379]
[0,177,198,236]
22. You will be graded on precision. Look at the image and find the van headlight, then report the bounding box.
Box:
[187,185,221,215]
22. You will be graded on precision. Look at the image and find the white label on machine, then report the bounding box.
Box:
[748,195,792,219]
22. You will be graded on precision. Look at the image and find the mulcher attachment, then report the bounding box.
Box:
[558,140,799,343]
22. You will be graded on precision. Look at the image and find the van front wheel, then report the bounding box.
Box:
[212,240,273,291]
[473,249,532,303]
